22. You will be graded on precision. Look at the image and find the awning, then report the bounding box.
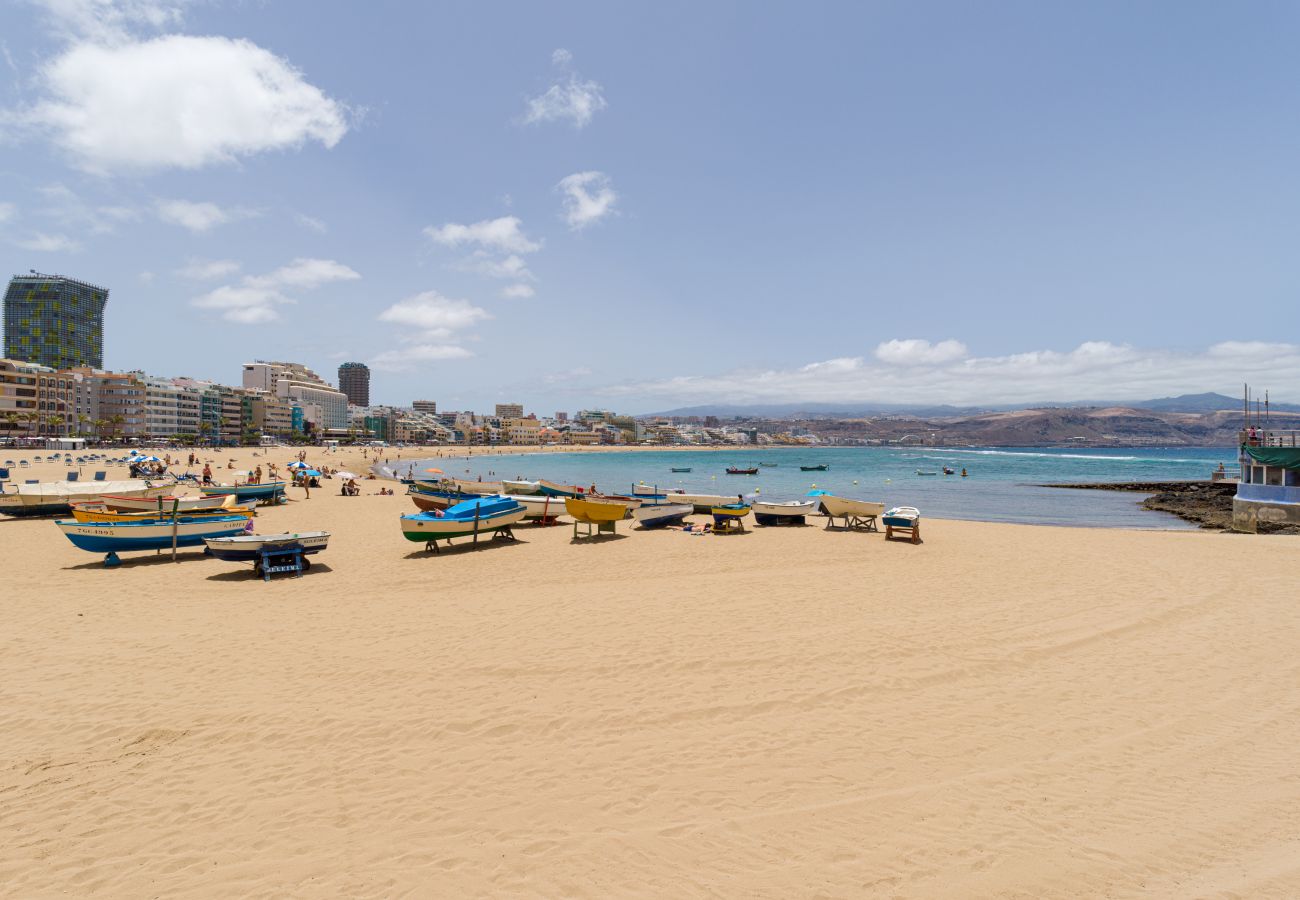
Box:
[1241,443,1300,470]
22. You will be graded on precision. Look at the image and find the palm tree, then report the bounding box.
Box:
[76,413,90,436]
[48,414,65,436]
[2,412,19,436]
[110,415,125,442]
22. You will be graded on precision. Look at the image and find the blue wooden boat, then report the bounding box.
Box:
[56,514,252,554]
[400,496,526,547]
[200,481,287,504]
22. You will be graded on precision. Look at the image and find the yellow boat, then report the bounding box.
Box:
[69,502,256,523]
[563,496,626,524]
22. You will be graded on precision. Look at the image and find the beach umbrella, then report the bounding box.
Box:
[302,469,323,477]
[287,461,310,469]
[424,467,444,474]
[134,455,161,462]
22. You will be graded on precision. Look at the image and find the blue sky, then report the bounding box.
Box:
[1,0,1298,412]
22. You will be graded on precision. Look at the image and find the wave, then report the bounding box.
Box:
[928,449,1220,463]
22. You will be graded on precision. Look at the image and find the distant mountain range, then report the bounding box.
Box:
[641,392,1300,419]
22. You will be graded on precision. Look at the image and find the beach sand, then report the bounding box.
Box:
[2,447,1298,897]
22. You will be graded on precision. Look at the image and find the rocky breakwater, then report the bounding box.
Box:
[1041,480,1297,532]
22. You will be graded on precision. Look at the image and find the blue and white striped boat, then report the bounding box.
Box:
[56,515,252,554]
[199,481,287,504]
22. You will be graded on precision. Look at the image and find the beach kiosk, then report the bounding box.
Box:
[1234,429,1300,532]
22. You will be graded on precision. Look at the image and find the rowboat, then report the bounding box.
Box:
[199,481,288,503]
[632,503,693,528]
[725,467,758,475]
[538,479,585,498]
[752,499,818,525]
[68,501,255,523]
[407,483,476,511]
[711,503,751,531]
[0,480,172,518]
[399,496,526,545]
[453,478,503,495]
[632,484,680,496]
[511,493,568,520]
[501,479,541,494]
[799,464,829,471]
[819,495,885,531]
[204,531,331,561]
[669,492,740,513]
[98,493,237,512]
[669,467,692,473]
[916,470,938,476]
[883,506,922,543]
[563,496,626,524]
[589,493,644,514]
[55,514,252,554]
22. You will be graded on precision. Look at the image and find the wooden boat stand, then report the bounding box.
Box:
[824,512,879,532]
[572,519,616,540]
[256,544,308,581]
[424,524,516,554]
[885,521,921,544]
[712,517,745,534]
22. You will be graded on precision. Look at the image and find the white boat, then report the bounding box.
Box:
[819,495,885,530]
[501,479,541,495]
[752,499,819,525]
[632,503,693,528]
[99,493,240,512]
[669,492,742,513]
[453,478,504,495]
[204,531,331,561]
[883,506,922,543]
[0,480,172,517]
[510,493,568,520]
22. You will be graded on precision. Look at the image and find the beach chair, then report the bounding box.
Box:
[19,460,29,467]
[93,471,106,481]
[66,471,78,481]
[25,479,37,484]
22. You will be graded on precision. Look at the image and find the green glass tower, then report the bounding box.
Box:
[3,273,108,369]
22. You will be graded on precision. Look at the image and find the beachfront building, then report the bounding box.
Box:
[338,362,370,407]
[502,417,542,445]
[495,402,524,420]
[1234,426,1300,532]
[242,360,349,431]
[3,273,108,370]
[0,358,48,438]
[412,400,437,415]
[243,390,294,439]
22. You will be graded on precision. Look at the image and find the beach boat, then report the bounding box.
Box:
[407,482,475,511]
[590,493,645,514]
[799,463,829,471]
[632,503,693,529]
[501,479,541,495]
[399,496,526,545]
[752,499,819,526]
[55,514,253,554]
[203,531,331,562]
[0,479,172,518]
[563,496,626,525]
[537,479,585,498]
[511,493,568,521]
[819,495,885,531]
[883,506,922,543]
[97,492,236,513]
[632,484,682,497]
[711,502,751,531]
[68,501,255,523]
[725,467,759,475]
[670,491,740,513]
[452,478,503,495]
[199,481,288,504]
[669,466,692,473]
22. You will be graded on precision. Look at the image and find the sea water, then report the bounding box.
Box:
[397,446,1238,529]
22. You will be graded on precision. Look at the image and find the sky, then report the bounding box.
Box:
[0,0,1298,413]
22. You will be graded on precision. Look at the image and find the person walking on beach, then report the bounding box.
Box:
[202,463,212,486]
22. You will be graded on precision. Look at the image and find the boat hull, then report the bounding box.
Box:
[69,504,255,523]
[564,497,626,524]
[400,505,526,542]
[501,480,541,495]
[670,492,739,513]
[200,481,287,502]
[100,493,231,512]
[819,496,885,519]
[512,494,568,520]
[0,480,171,517]
[56,516,252,553]
[204,532,331,561]
[632,503,692,528]
[538,479,583,498]
[752,500,818,525]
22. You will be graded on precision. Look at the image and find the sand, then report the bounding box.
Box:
[2,446,1298,897]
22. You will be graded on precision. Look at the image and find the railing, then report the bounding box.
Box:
[1240,430,1300,448]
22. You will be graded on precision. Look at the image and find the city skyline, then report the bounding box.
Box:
[1,2,1298,411]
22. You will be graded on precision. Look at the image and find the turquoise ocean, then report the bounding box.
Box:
[394,446,1238,529]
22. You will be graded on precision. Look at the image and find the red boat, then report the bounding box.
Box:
[725,467,759,475]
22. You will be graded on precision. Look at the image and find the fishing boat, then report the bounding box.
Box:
[68,501,255,523]
[407,482,475,511]
[633,484,682,496]
[204,531,331,562]
[669,492,740,513]
[819,495,885,531]
[97,493,237,513]
[752,499,819,526]
[799,463,829,471]
[589,493,644,514]
[399,496,526,546]
[669,466,692,473]
[55,514,253,555]
[632,503,693,528]
[537,479,585,498]
[199,481,288,504]
[916,470,938,476]
[942,467,955,475]
[710,502,751,532]
[725,467,758,475]
[501,479,541,495]
[564,496,626,523]
[452,478,503,495]
[0,480,172,518]
[883,506,922,543]
[511,493,568,521]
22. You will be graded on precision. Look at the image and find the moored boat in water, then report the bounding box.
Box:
[725,467,758,475]
[799,463,829,471]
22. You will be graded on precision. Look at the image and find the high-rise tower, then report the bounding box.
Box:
[4,272,108,369]
[337,361,370,407]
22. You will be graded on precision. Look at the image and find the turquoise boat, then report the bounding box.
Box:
[200,481,287,504]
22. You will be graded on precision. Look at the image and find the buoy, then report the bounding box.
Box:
[852,480,858,485]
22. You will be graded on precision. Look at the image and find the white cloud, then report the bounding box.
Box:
[377,291,490,338]
[15,232,80,252]
[425,216,541,254]
[34,0,189,44]
[295,212,327,233]
[10,34,348,173]
[155,198,256,232]
[874,339,969,366]
[34,182,131,235]
[523,50,607,129]
[175,258,241,280]
[0,202,15,224]
[370,343,474,372]
[501,283,535,299]
[600,340,1300,407]
[191,257,358,324]
[458,252,535,281]
[557,170,617,230]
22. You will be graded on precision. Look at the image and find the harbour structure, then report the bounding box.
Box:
[1233,387,1300,532]
[3,272,108,370]
[337,362,370,407]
